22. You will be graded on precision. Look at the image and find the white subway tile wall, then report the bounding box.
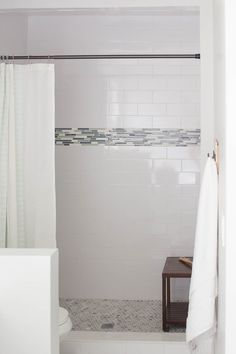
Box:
[56,145,200,300]
[49,58,200,128]
[28,12,200,300]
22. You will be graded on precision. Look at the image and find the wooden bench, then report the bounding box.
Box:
[162,257,192,332]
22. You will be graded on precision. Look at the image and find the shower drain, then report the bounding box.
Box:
[101,322,115,329]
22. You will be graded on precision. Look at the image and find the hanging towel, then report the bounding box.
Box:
[186,157,218,354]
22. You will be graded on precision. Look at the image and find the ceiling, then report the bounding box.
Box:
[0,7,200,17]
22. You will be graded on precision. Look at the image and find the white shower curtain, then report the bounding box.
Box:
[0,63,56,248]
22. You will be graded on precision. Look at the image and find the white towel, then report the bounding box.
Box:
[186,157,218,354]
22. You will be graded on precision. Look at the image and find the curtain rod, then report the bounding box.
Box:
[0,54,200,60]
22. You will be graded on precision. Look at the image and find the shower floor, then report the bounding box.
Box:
[60,298,185,333]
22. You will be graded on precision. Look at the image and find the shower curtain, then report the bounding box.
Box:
[0,63,56,248]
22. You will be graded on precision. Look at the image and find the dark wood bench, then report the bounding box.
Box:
[162,257,192,332]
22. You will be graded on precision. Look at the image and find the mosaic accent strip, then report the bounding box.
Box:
[55,128,200,147]
[60,298,185,333]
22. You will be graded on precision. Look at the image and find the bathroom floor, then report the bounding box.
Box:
[60,299,185,333]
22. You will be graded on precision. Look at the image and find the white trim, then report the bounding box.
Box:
[63,331,186,342]
[200,0,215,172]
[60,331,190,354]
[0,0,200,10]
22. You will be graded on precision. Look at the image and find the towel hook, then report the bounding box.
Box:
[208,140,219,174]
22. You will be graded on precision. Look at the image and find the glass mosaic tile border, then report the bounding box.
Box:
[55,128,200,147]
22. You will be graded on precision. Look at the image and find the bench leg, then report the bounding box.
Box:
[162,275,168,332]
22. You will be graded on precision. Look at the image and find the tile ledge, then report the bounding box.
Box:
[63,330,186,343]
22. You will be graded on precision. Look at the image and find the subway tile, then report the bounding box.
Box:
[167,58,191,66]
[181,116,200,129]
[106,115,124,128]
[109,77,138,90]
[124,65,153,76]
[152,210,182,224]
[107,90,125,103]
[180,193,199,212]
[153,159,182,172]
[153,65,182,75]
[153,116,181,129]
[124,90,153,103]
[181,42,200,53]
[167,76,199,90]
[153,90,182,103]
[182,90,200,103]
[181,64,201,76]
[167,146,200,160]
[138,103,166,116]
[167,103,199,116]
[102,59,139,66]
[152,168,179,185]
[180,229,196,249]
[99,63,125,76]
[123,116,153,128]
[180,211,198,226]
[150,147,167,159]
[106,172,152,186]
[182,77,200,90]
[106,159,152,173]
[104,146,159,160]
[178,172,198,185]
[182,159,200,172]
[110,103,138,115]
[181,184,200,197]
[138,77,168,90]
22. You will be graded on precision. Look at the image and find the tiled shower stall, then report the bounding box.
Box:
[40,12,200,307]
[1,9,200,338]
[31,11,200,329]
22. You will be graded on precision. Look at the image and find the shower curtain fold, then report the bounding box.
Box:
[0,63,56,248]
[0,64,9,246]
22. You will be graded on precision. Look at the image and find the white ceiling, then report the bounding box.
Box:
[0,7,199,17]
[0,0,200,9]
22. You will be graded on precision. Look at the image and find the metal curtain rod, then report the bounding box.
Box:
[0,53,200,60]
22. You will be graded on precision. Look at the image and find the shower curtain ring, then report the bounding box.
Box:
[28,55,32,65]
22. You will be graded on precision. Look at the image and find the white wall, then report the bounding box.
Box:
[27,12,200,300]
[200,0,215,171]
[217,1,236,353]
[210,0,236,353]
[0,249,59,354]
[0,14,28,53]
[214,0,226,353]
